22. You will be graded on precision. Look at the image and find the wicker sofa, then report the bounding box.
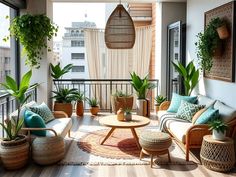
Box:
[10,101,72,139]
[158,95,236,161]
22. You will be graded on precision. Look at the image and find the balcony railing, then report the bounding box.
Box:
[0,85,38,138]
[53,79,159,112]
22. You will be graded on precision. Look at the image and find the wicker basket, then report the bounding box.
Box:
[105,4,135,49]
[200,135,235,172]
[32,136,65,165]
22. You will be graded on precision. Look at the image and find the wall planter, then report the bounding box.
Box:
[217,25,229,39]
[0,135,29,170]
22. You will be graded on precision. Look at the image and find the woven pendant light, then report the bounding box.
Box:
[105,4,135,49]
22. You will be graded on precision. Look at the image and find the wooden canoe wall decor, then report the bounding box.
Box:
[204,1,235,82]
[105,4,136,49]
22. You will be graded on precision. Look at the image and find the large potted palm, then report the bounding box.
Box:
[0,70,32,170]
[130,72,156,117]
[52,88,77,117]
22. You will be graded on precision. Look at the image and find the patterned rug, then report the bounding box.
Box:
[59,125,199,165]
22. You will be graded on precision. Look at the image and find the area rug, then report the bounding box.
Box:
[59,125,198,166]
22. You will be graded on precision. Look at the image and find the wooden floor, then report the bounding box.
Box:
[0,112,236,177]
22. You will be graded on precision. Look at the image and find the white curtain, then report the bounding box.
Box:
[132,26,152,77]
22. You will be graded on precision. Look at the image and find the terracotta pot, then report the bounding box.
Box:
[54,102,73,117]
[155,104,160,114]
[0,135,29,170]
[76,101,84,117]
[217,25,229,39]
[111,95,133,114]
[90,106,99,115]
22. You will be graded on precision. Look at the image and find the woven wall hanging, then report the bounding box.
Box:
[105,4,136,49]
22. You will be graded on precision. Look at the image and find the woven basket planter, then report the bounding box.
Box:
[111,95,133,114]
[32,136,65,165]
[0,135,29,170]
[54,102,72,117]
[105,4,135,49]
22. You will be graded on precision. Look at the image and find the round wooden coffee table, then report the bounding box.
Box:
[99,115,150,149]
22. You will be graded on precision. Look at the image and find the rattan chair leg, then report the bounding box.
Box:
[151,154,154,168]
[140,149,144,160]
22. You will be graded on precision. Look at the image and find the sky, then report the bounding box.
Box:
[53,3,106,41]
[0,3,10,47]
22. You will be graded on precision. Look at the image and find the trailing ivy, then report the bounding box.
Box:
[8,14,58,68]
[195,17,223,72]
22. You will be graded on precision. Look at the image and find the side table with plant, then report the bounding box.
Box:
[0,70,32,170]
[209,118,228,141]
[86,97,99,115]
[75,91,84,117]
[154,95,167,113]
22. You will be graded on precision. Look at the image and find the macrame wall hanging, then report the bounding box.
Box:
[105,2,136,49]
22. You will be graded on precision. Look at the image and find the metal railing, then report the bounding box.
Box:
[0,85,37,138]
[53,79,159,112]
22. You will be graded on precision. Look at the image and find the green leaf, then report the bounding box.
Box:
[19,70,32,90]
[5,75,18,92]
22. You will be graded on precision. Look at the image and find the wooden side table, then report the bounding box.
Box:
[200,135,235,172]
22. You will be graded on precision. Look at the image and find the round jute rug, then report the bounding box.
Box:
[77,129,141,159]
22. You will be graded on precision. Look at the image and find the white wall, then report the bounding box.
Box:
[155,2,186,96]
[21,0,53,107]
[186,0,236,109]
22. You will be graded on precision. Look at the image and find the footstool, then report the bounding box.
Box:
[32,136,65,165]
[139,130,172,167]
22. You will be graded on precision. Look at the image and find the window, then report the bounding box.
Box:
[71,53,85,59]
[0,2,18,92]
[174,53,178,60]
[71,66,85,72]
[71,40,84,47]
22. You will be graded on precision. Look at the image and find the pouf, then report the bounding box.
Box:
[32,136,65,165]
[139,130,172,167]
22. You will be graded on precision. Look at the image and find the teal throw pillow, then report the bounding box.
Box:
[24,110,46,136]
[195,106,219,125]
[29,102,54,123]
[167,93,197,113]
[176,100,204,122]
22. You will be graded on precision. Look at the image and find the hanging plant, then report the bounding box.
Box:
[6,14,58,68]
[195,17,227,72]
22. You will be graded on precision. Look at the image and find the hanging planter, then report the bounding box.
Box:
[7,14,58,68]
[217,24,229,39]
[105,4,135,49]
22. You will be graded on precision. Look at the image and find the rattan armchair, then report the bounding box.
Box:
[159,101,236,161]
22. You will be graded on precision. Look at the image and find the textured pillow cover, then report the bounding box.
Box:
[175,100,204,122]
[167,93,197,113]
[30,102,54,123]
[24,109,46,136]
[195,106,219,125]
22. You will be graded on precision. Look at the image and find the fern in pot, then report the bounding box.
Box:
[154,95,167,113]
[209,118,228,141]
[0,70,32,170]
[86,97,99,116]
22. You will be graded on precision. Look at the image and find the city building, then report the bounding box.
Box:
[0,47,12,84]
[53,41,62,63]
[61,21,96,79]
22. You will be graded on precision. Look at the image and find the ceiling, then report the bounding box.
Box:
[52,0,186,2]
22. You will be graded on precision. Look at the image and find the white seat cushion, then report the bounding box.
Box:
[157,110,175,118]
[46,118,72,138]
[166,120,192,144]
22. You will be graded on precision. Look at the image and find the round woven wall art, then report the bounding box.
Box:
[105,4,135,49]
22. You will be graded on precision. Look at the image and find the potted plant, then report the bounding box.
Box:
[209,118,228,141]
[0,70,32,170]
[50,63,73,91]
[86,97,99,115]
[172,60,199,96]
[124,108,132,121]
[5,14,58,68]
[213,17,229,40]
[52,88,77,117]
[195,17,227,72]
[75,91,84,117]
[130,72,156,117]
[111,90,133,114]
[154,95,167,113]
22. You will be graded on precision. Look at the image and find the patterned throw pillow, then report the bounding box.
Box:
[167,93,197,113]
[24,109,46,136]
[29,102,55,123]
[176,100,204,122]
[195,106,219,125]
